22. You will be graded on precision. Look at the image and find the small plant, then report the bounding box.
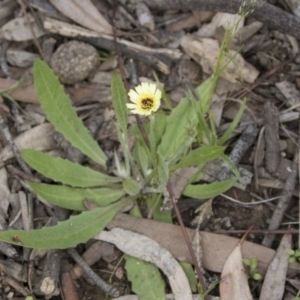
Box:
[286,248,300,263]
[243,257,262,281]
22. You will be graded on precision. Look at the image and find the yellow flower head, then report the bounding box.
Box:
[127,82,161,116]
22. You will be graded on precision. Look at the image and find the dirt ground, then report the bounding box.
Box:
[0,0,299,300]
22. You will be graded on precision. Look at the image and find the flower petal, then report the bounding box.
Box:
[149,83,156,94]
[126,103,137,109]
[135,85,143,95]
[128,90,139,103]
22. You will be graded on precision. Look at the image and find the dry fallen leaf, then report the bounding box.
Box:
[0,14,46,41]
[181,34,259,83]
[0,123,55,163]
[259,234,292,300]
[219,241,253,300]
[49,0,112,34]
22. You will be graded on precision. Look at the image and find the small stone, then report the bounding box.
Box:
[50,41,99,84]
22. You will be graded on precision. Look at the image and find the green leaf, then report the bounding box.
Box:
[122,178,141,196]
[171,145,225,170]
[158,98,197,162]
[180,262,197,292]
[27,182,125,211]
[111,71,128,135]
[125,254,165,300]
[157,154,169,190]
[217,99,246,146]
[22,149,120,187]
[0,198,130,249]
[196,76,218,114]
[182,178,236,199]
[33,58,107,166]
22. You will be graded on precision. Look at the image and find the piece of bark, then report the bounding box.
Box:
[264,101,280,174]
[107,213,300,276]
[39,249,63,296]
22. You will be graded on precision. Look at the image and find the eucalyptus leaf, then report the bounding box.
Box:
[22,149,120,187]
[0,198,130,249]
[182,178,236,199]
[27,182,125,211]
[33,58,107,166]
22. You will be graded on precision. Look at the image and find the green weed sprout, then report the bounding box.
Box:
[243,257,262,281]
[286,248,300,263]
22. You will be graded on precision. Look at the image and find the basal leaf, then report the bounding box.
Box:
[0,198,130,249]
[122,178,140,196]
[33,58,107,167]
[27,182,125,211]
[158,98,197,162]
[125,254,165,300]
[172,145,225,170]
[182,178,236,199]
[22,149,120,187]
[217,98,246,146]
[111,71,128,135]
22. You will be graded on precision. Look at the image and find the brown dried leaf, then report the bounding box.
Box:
[219,242,253,300]
[0,123,55,162]
[49,0,112,34]
[181,34,259,83]
[259,234,291,300]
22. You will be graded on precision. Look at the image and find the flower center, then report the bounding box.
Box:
[141,97,154,110]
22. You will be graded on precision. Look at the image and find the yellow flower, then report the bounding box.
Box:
[127,82,161,116]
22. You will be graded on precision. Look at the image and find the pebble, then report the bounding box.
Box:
[50,41,99,84]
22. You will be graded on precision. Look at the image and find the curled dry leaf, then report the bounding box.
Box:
[259,234,291,300]
[0,14,46,41]
[95,228,193,300]
[181,34,259,83]
[49,0,112,34]
[0,123,55,163]
[220,242,253,300]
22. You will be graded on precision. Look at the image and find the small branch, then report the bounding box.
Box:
[67,248,120,298]
[0,115,32,174]
[39,249,63,296]
[262,149,299,247]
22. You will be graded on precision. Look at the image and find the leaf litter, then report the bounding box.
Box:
[0,1,299,299]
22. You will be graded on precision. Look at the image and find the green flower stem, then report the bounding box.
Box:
[149,114,158,185]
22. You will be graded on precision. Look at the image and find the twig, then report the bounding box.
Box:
[214,228,299,235]
[167,183,207,295]
[61,272,79,300]
[3,276,31,297]
[67,248,120,298]
[39,249,63,296]
[18,0,46,61]
[0,115,32,174]
[262,148,299,247]
[217,124,259,181]
[264,101,280,174]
